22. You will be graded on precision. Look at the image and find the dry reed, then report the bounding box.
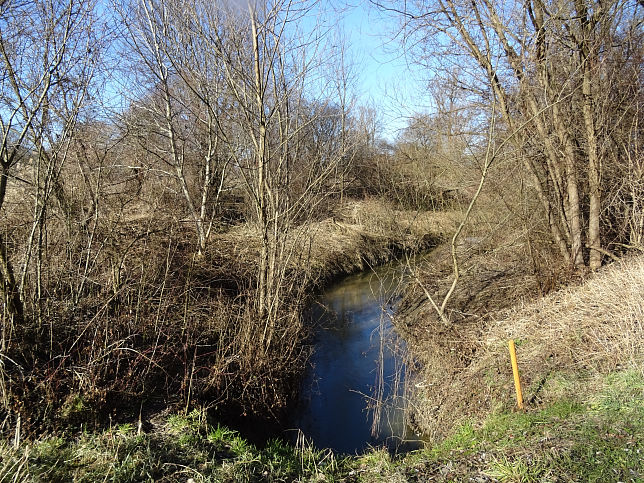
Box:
[408,254,644,440]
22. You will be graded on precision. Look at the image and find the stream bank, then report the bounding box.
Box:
[393,238,542,440]
[291,257,425,455]
[394,233,644,448]
[195,200,454,445]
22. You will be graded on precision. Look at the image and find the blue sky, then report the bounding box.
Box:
[104,0,431,142]
[335,1,432,141]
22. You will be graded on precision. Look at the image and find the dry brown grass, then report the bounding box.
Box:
[489,254,644,373]
[218,198,457,285]
[334,198,458,236]
[408,254,644,441]
[302,199,458,281]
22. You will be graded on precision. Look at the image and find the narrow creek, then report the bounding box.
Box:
[289,257,424,455]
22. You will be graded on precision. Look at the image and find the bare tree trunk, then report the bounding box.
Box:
[585,75,602,270]
[250,7,270,326]
[551,102,585,267]
[575,0,603,269]
[0,165,7,214]
[0,235,23,326]
[524,156,572,263]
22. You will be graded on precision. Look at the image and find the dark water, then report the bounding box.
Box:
[290,261,424,455]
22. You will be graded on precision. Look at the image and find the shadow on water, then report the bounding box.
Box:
[288,258,426,455]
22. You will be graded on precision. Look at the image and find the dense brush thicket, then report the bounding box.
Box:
[1,0,642,444]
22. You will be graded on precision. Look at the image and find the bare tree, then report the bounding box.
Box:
[379,0,643,270]
[183,0,355,353]
[118,0,232,255]
[328,30,361,203]
[0,0,98,327]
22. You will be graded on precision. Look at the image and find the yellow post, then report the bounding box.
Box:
[508,339,524,410]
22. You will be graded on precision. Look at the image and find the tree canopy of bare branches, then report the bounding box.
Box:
[381,0,644,269]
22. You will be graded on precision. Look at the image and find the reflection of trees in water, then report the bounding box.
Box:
[299,252,431,453]
[367,255,427,452]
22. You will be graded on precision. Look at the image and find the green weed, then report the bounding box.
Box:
[0,369,640,481]
[485,454,548,482]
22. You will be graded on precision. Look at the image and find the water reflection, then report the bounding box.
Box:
[291,262,422,455]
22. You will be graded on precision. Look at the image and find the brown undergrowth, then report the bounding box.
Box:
[400,245,644,442]
[0,198,448,441]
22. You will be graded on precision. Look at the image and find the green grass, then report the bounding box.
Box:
[1,369,641,482]
[0,409,348,482]
[402,368,644,482]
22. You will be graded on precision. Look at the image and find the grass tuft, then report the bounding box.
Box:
[0,368,640,481]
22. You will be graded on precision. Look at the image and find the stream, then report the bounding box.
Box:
[289,258,424,455]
